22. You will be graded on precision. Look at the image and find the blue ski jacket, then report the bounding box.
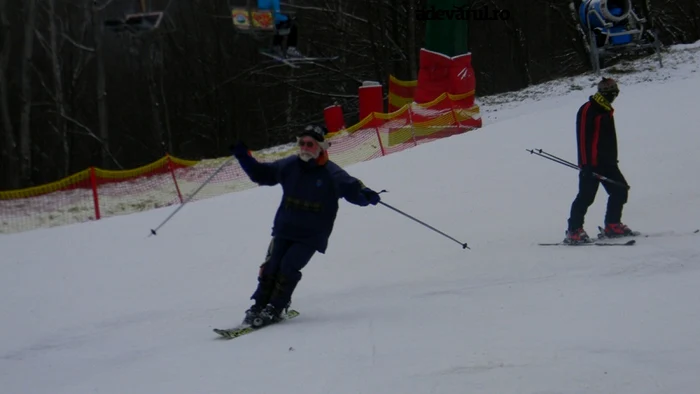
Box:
[234,148,376,253]
[257,0,288,23]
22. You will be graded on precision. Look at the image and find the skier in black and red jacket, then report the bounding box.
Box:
[565,77,636,244]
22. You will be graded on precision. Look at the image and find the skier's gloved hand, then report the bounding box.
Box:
[229,141,249,159]
[360,187,381,205]
[580,165,594,178]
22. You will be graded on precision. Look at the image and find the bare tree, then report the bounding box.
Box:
[652,0,700,43]
[0,0,18,188]
[91,0,110,168]
[406,0,417,79]
[19,0,38,185]
[44,0,70,176]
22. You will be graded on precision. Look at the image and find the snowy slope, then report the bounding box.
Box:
[2,45,700,394]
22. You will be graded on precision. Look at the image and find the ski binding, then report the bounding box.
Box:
[213,309,300,340]
[539,239,636,247]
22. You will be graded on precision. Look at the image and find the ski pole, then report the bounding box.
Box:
[527,149,630,190]
[526,148,578,170]
[375,191,469,250]
[532,149,579,168]
[528,148,629,188]
[537,149,630,189]
[149,155,237,236]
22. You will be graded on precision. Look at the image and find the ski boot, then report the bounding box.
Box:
[564,227,592,245]
[285,46,305,59]
[599,223,639,239]
[242,304,264,325]
[252,304,284,328]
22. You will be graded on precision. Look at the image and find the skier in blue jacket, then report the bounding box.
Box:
[230,125,381,327]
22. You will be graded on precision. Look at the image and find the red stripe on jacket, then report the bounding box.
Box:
[579,102,591,165]
[592,115,602,166]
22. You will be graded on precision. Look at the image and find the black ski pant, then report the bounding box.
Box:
[567,165,628,230]
[273,18,298,47]
[251,237,315,310]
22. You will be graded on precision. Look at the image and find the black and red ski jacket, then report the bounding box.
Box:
[575,93,618,168]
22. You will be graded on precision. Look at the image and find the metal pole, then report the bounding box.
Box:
[149,156,236,236]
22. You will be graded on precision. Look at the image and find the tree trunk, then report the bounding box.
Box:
[0,0,18,188]
[20,0,37,186]
[147,42,164,155]
[378,0,390,84]
[366,0,383,83]
[91,1,109,168]
[390,0,399,77]
[49,0,69,177]
[286,83,294,129]
[407,0,417,79]
[159,36,173,155]
[642,0,654,29]
[569,1,591,69]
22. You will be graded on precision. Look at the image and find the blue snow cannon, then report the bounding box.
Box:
[578,0,662,74]
[579,0,633,45]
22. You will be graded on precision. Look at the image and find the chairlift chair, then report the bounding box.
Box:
[228,0,296,43]
[579,0,662,74]
[228,0,337,67]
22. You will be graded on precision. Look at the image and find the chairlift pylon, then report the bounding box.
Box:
[104,0,164,34]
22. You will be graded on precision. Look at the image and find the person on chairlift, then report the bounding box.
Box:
[258,0,304,58]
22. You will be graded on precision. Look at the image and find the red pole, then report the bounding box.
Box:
[372,114,386,156]
[166,154,184,203]
[90,167,101,220]
[374,127,386,156]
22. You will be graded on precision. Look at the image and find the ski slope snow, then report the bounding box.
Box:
[2,46,700,394]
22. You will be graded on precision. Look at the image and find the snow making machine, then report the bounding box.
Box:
[578,0,662,73]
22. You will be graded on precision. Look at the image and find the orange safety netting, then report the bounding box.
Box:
[0,156,196,233]
[388,75,417,113]
[1,94,481,234]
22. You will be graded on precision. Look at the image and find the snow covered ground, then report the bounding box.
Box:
[478,40,700,124]
[1,43,699,394]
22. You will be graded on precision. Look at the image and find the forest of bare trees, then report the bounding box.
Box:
[1,0,698,190]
